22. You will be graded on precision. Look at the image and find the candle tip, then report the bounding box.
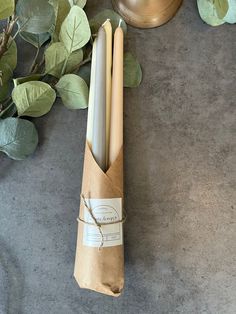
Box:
[102,19,111,27]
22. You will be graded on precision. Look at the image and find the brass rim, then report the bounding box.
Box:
[112,0,183,28]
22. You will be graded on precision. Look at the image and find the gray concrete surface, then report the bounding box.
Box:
[1,1,236,313]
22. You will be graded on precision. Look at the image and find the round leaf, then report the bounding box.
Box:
[59,6,91,53]
[0,62,13,85]
[45,42,83,78]
[12,81,56,117]
[13,74,44,87]
[0,117,38,160]
[89,9,127,35]
[20,31,51,48]
[124,52,142,88]
[197,0,225,26]
[214,0,229,19]
[0,41,14,85]
[16,0,55,34]
[56,74,88,109]
[0,35,17,71]
[0,83,10,102]
[223,0,236,23]
[0,0,14,19]
[49,0,71,41]
[68,0,86,8]
[0,37,16,89]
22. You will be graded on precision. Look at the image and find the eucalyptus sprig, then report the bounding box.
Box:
[197,0,236,26]
[0,0,142,160]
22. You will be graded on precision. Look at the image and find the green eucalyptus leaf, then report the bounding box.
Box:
[13,74,44,87]
[0,35,17,71]
[16,0,55,34]
[20,31,50,48]
[197,0,225,26]
[89,9,127,35]
[77,62,91,86]
[12,81,56,117]
[68,0,86,7]
[214,0,229,19]
[0,0,14,19]
[223,0,236,23]
[49,0,71,41]
[124,52,142,88]
[0,83,10,102]
[56,74,88,109]
[45,42,83,78]
[59,6,91,53]
[0,38,16,92]
[0,62,13,85]
[0,118,38,160]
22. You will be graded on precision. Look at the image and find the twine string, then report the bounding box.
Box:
[78,194,127,249]
[80,194,104,249]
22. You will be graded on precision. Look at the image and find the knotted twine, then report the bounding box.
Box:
[78,194,127,249]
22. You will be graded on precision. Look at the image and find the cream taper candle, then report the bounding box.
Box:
[86,39,97,147]
[92,27,106,172]
[109,23,124,167]
[103,19,112,169]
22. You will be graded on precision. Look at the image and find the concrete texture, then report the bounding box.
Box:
[0,1,236,313]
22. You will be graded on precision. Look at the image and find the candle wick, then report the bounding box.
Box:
[118,19,122,27]
[102,19,111,27]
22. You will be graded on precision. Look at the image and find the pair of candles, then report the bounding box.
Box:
[86,20,124,172]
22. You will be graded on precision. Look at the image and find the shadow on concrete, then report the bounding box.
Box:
[0,238,24,314]
[0,158,14,181]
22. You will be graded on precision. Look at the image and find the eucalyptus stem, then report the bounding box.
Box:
[29,47,40,73]
[72,54,92,73]
[60,18,77,77]
[9,17,30,47]
[2,96,12,106]
[10,27,21,42]
[0,101,14,118]
[32,55,45,74]
[0,15,17,60]
[60,55,70,77]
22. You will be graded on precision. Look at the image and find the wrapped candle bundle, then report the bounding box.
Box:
[74,20,125,296]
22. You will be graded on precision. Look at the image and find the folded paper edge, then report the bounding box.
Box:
[83,140,123,198]
[85,141,123,175]
[73,275,122,297]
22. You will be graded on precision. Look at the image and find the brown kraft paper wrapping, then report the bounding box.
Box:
[74,141,124,296]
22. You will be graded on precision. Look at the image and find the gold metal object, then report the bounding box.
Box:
[112,0,183,28]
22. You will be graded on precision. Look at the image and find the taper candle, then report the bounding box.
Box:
[109,23,124,166]
[92,27,107,172]
[103,19,112,168]
[86,39,97,147]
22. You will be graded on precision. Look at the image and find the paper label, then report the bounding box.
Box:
[82,198,123,248]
